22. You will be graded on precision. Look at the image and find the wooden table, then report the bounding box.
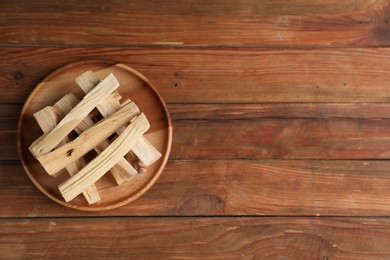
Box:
[1,1,390,258]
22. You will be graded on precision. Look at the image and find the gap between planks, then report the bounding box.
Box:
[2,44,390,49]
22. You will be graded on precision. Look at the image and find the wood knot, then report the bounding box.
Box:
[14,71,24,80]
[67,149,74,157]
[177,193,224,214]
[371,4,390,43]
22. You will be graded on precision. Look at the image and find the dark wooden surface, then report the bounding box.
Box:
[1,1,390,258]
[2,217,390,259]
[2,0,390,46]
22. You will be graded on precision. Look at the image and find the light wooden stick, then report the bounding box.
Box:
[76,71,161,166]
[30,73,120,157]
[75,70,123,116]
[33,107,100,204]
[132,138,162,166]
[37,101,138,176]
[53,94,138,184]
[59,113,150,202]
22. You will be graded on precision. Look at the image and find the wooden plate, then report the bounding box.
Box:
[17,61,172,211]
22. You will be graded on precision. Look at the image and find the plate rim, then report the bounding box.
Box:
[17,60,172,211]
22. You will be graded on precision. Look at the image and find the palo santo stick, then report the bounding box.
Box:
[33,107,100,204]
[30,73,120,157]
[75,70,124,119]
[76,71,161,166]
[37,101,138,176]
[99,90,161,166]
[59,113,150,202]
[54,94,138,184]
[132,138,162,166]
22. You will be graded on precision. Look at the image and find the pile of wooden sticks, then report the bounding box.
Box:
[29,71,161,204]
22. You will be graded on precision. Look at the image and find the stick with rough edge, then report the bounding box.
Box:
[33,106,100,204]
[59,113,150,202]
[76,71,162,167]
[53,94,138,184]
[30,73,120,158]
[37,101,139,176]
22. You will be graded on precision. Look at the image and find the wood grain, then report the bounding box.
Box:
[0,104,20,128]
[0,104,20,160]
[4,117,390,160]
[0,131,18,160]
[2,217,390,259]
[1,0,390,46]
[2,159,390,217]
[3,48,390,103]
[171,118,390,159]
[169,103,390,120]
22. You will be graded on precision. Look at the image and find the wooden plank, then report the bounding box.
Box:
[2,159,390,217]
[0,0,389,46]
[33,107,100,204]
[59,113,150,202]
[3,48,390,103]
[170,118,390,159]
[2,217,390,258]
[7,117,390,161]
[53,94,138,184]
[30,73,120,157]
[37,101,139,175]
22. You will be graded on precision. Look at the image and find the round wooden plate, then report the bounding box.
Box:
[17,61,172,211]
